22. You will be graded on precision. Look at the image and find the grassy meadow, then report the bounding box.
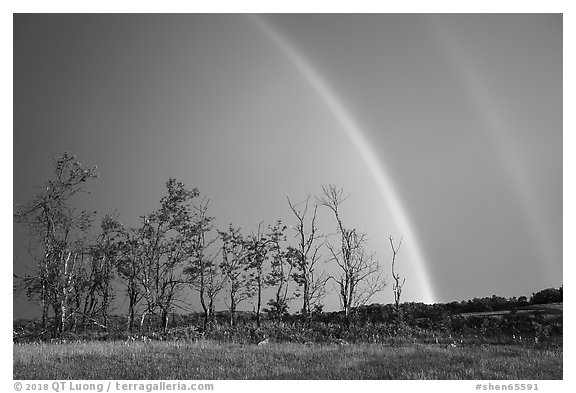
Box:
[13,340,562,380]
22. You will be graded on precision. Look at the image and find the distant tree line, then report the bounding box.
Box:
[14,153,388,338]
[348,288,563,326]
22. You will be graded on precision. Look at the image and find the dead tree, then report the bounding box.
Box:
[287,195,326,327]
[389,236,405,323]
[318,184,386,323]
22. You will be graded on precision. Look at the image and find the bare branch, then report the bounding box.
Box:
[319,185,386,320]
[389,236,405,317]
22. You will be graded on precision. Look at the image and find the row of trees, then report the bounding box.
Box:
[14,153,392,337]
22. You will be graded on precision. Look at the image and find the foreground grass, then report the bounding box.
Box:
[14,341,562,380]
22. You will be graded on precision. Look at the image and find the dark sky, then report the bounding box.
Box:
[12,14,562,319]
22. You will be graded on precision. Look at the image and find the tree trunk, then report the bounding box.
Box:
[73,293,81,333]
[160,308,169,333]
[102,305,108,329]
[140,309,149,331]
[199,287,208,330]
[52,303,62,338]
[256,279,262,327]
[302,273,310,327]
[52,303,61,338]
[102,284,109,328]
[208,301,216,327]
[60,291,67,338]
[127,293,136,332]
[41,280,48,329]
[230,301,236,326]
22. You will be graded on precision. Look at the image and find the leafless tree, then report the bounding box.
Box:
[286,195,327,326]
[389,235,405,320]
[318,184,386,322]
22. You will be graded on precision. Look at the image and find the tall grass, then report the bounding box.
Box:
[14,340,562,380]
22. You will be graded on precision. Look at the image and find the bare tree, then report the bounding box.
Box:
[318,184,386,322]
[286,195,326,326]
[389,235,405,322]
